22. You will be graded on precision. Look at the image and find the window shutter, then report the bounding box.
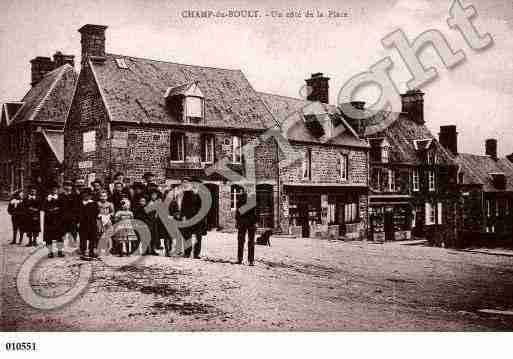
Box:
[200,135,205,162]
[183,134,188,162]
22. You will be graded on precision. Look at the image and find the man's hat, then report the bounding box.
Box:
[143,171,154,179]
[63,180,73,187]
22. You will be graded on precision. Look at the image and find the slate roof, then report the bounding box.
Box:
[455,153,513,192]
[353,111,457,166]
[2,103,23,126]
[40,129,64,164]
[89,54,276,129]
[9,64,77,125]
[258,92,368,148]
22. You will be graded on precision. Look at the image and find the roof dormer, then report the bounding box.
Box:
[489,172,506,190]
[165,82,205,124]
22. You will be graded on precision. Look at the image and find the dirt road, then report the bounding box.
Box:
[1,202,513,331]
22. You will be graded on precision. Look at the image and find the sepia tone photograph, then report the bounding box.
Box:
[1,0,513,353]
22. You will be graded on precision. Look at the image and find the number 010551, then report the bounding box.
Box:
[5,342,37,351]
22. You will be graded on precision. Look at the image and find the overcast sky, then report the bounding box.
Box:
[1,0,512,155]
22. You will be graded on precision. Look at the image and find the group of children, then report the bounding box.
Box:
[7,172,177,259]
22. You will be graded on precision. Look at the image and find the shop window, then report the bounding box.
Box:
[344,202,358,223]
[425,202,436,225]
[170,132,185,162]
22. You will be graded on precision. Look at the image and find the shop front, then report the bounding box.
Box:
[283,184,367,239]
[369,196,413,242]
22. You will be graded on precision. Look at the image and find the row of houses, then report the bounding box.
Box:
[1,24,512,245]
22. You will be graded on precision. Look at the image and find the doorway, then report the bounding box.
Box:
[256,184,274,229]
[205,183,219,230]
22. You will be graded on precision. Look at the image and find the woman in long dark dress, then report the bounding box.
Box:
[43,184,64,258]
[7,190,24,244]
[24,187,41,247]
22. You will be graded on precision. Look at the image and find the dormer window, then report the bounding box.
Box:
[185,96,203,123]
[369,138,390,163]
[490,172,506,190]
[427,150,437,165]
[115,58,129,69]
[382,146,390,163]
[165,82,204,124]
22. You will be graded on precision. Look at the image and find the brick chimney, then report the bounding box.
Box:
[30,56,54,86]
[401,89,424,124]
[78,24,108,64]
[305,73,330,104]
[53,51,75,68]
[485,138,498,160]
[439,125,458,156]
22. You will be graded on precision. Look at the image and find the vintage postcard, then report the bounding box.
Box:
[0,0,512,357]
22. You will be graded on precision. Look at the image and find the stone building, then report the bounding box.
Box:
[344,90,460,245]
[439,129,513,243]
[64,24,370,235]
[0,53,77,198]
[64,24,280,231]
[259,76,369,239]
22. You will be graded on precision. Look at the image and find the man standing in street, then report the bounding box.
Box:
[236,189,257,266]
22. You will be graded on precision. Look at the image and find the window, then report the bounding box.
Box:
[437,202,443,224]
[412,169,420,191]
[170,132,185,162]
[230,185,244,211]
[328,202,336,225]
[83,130,96,153]
[425,202,436,225]
[202,135,215,163]
[232,136,242,164]
[115,58,129,69]
[382,146,390,163]
[340,154,348,181]
[344,202,358,223]
[486,199,491,217]
[388,169,395,192]
[428,170,436,191]
[185,96,203,122]
[302,149,311,180]
[427,151,436,164]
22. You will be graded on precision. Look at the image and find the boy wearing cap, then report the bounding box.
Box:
[79,188,100,259]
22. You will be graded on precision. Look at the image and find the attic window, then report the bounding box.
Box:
[185,96,203,123]
[115,58,129,69]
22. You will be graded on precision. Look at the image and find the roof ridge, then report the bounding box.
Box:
[258,91,312,103]
[105,52,243,72]
[26,65,68,123]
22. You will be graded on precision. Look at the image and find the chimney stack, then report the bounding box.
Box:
[53,51,75,68]
[401,89,424,124]
[485,138,498,160]
[305,73,330,104]
[439,125,458,156]
[30,56,54,86]
[78,24,108,64]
